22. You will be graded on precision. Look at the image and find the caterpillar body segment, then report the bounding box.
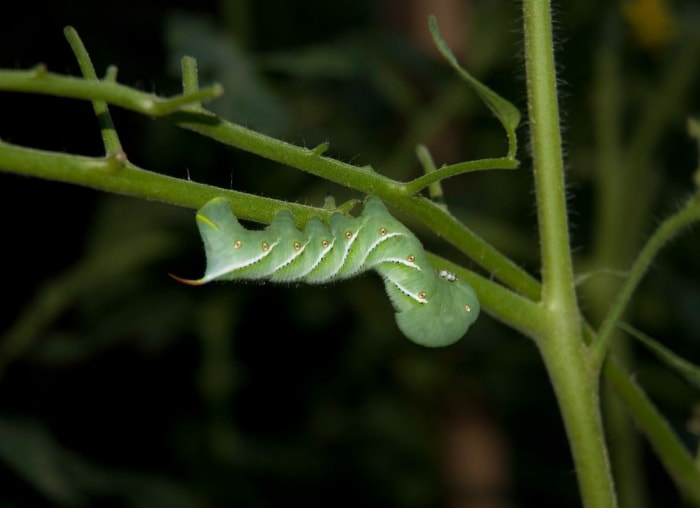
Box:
[175,196,480,346]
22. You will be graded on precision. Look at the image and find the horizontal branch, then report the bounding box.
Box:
[403,156,519,195]
[605,357,700,504]
[2,67,536,294]
[0,139,333,225]
[0,66,223,115]
[0,67,539,297]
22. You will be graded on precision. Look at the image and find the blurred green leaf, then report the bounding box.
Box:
[0,418,84,505]
[0,417,212,507]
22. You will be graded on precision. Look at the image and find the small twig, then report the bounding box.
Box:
[64,26,123,156]
[0,68,223,115]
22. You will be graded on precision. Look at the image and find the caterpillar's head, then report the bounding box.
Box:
[394,275,480,347]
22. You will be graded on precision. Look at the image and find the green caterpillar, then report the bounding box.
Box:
[173,196,480,347]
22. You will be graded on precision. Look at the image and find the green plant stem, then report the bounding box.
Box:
[523,1,617,507]
[0,130,540,301]
[0,149,538,353]
[536,336,616,508]
[167,110,515,198]
[0,65,539,297]
[605,357,700,505]
[167,113,540,298]
[415,145,445,202]
[63,26,123,155]
[180,56,203,109]
[523,3,574,304]
[591,194,700,369]
[0,22,697,507]
[394,196,541,300]
[577,318,700,503]
[0,66,513,194]
[586,17,700,508]
[0,136,539,310]
[1,84,697,507]
[401,156,518,195]
[0,67,223,114]
[0,139,332,225]
[579,327,700,506]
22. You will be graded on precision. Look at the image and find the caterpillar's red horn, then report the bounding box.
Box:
[168,273,205,286]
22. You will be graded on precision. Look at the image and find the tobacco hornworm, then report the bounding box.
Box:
[173,196,480,347]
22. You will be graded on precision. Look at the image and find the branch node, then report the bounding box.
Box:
[103,151,128,172]
[104,65,119,82]
[31,64,48,77]
[310,142,329,156]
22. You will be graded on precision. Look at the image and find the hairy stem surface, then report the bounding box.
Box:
[523,1,617,507]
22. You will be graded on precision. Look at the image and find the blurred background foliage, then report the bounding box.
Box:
[0,0,699,506]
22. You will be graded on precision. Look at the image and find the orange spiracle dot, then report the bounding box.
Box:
[465,305,472,312]
[379,227,387,235]
[345,231,353,239]
[233,240,242,249]
[322,240,329,248]
[262,242,269,251]
[407,255,415,262]
[418,291,426,299]
[293,242,301,250]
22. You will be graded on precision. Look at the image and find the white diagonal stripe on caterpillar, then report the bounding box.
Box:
[173,196,480,347]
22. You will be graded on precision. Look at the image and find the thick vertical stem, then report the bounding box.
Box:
[522,3,572,304]
[537,339,618,508]
[522,1,618,507]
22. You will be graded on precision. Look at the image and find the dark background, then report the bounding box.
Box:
[1,1,699,507]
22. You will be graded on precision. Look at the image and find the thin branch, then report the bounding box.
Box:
[523,2,616,507]
[0,139,335,225]
[0,67,223,115]
[605,357,700,505]
[591,194,700,370]
[403,156,519,195]
[64,26,123,155]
